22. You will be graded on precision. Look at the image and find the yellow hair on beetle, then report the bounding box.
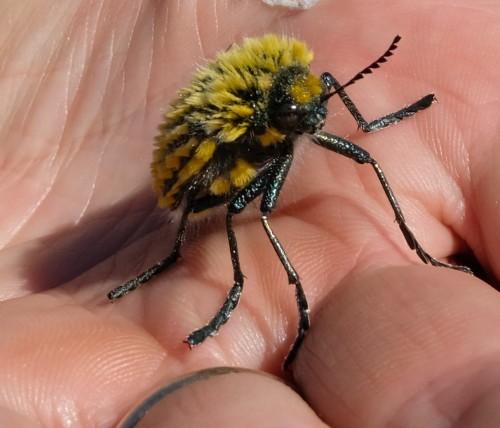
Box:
[151,34,324,209]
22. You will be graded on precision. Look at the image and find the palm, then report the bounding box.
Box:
[1,1,498,426]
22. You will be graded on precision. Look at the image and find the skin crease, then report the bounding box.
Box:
[0,0,499,426]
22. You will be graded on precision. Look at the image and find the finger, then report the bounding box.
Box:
[0,295,167,426]
[293,266,500,427]
[118,367,327,428]
[471,146,500,278]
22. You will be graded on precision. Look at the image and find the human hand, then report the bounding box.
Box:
[1,1,498,426]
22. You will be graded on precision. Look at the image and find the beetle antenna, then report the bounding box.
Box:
[323,35,402,101]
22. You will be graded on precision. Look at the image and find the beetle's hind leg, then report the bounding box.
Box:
[260,214,310,370]
[312,131,472,274]
[107,209,190,301]
[183,171,272,347]
[184,210,244,346]
[368,158,472,273]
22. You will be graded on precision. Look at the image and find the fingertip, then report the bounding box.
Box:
[293,266,500,426]
[118,367,327,428]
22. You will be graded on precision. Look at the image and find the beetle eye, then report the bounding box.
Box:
[273,103,301,131]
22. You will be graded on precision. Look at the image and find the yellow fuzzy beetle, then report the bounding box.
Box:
[108,35,471,369]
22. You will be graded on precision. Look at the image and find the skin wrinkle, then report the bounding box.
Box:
[19,56,52,135]
[119,3,156,113]
[58,101,100,221]
[144,3,156,107]
[29,5,75,133]
[16,6,110,233]
[193,1,204,56]
[67,3,101,106]
[391,356,500,425]
[212,0,219,36]
[175,0,182,14]
[1,2,498,425]
[303,339,359,422]
[157,2,169,51]
[317,288,402,421]
[64,39,81,120]
[343,270,497,425]
[379,286,453,363]
[8,155,58,246]
[63,9,108,137]
[61,26,103,222]
[456,380,500,427]
[65,3,152,221]
[440,102,471,176]
[74,143,102,223]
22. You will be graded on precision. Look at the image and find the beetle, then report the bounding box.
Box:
[108,35,471,368]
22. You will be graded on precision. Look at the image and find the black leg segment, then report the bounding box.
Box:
[184,148,300,353]
[261,215,310,370]
[312,131,472,274]
[107,209,190,300]
[185,211,245,346]
[369,159,472,273]
[324,69,435,133]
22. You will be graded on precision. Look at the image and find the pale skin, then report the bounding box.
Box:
[1,1,499,427]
